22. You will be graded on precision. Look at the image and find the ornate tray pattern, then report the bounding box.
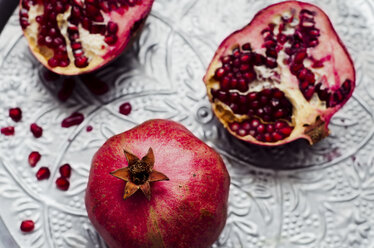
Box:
[1,0,374,247]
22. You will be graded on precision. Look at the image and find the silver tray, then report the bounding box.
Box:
[1,0,374,247]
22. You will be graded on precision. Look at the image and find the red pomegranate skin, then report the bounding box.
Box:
[85,119,230,248]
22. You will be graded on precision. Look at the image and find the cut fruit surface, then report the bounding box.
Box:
[19,0,154,75]
[203,1,355,146]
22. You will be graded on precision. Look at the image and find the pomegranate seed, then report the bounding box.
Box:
[257,124,265,133]
[266,124,275,133]
[119,102,132,115]
[20,220,34,232]
[294,51,307,63]
[30,123,43,138]
[217,91,228,102]
[56,177,70,191]
[48,57,59,67]
[230,123,240,132]
[221,56,232,64]
[279,127,293,136]
[59,163,71,178]
[75,56,89,68]
[104,35,118,45]
[241,122,251,130]
[275,121,286,129]
[215,68,226,79]
[250,119,260,128]
[86,125,93,132]
[264,133,273,142]
[1,126,15,136]
[28,151,41,167]
[242,43,251,51]
[272,132,283,141]
[36,167,50,180]
[238,129,247,136]
[61,112,85,128]
[248,92,258,101]
[107,21,118,34]
[303,87,315,100]
[9,108,22,122]
[274,109,286,118]
[273,90,284,99]
[240,54,251,63]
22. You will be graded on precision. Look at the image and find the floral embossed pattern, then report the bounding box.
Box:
[1,0,374,247]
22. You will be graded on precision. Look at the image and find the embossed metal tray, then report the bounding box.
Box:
[1,0,374,247]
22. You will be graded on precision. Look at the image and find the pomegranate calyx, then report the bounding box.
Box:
[304,117,329,144]
[110,148,169,200]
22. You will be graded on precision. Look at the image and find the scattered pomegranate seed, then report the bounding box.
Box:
[28,151,41,167]
[86,125,93,132]
[119,102,132,115]
[9,108,22,122]
[1,126,15,136]
[20,220,34,232]
[36,167,50,180]
[55,177,70,191]
[59,163,71,178]
[30,123,43,138]
[61,112,85,128]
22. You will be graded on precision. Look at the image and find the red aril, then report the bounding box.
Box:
[61,112,84,128]
[119,102,132,115]
[36,167,50,180]
[56,177,70,191]
[203,1,355,146]
[1,126,15,136]
[30,123,43,138]
[9,108,22,122]
[28,151,41,167]
[85,119,230,248]
[20,220,35,232]
[59,163,71,178]
[19,0,154,75]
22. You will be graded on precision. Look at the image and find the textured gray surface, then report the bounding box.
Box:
[1,0,374,247]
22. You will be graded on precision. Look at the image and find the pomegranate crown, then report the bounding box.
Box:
[110,148,169,200]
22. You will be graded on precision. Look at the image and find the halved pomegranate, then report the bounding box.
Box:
[19,0,154,75]
[203,1,355,146]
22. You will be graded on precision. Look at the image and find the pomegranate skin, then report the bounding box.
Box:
[85,119,230,248]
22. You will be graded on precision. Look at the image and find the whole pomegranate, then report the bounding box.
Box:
[19,0,154,75]
[85,119,230,248]
[203,1,355,146]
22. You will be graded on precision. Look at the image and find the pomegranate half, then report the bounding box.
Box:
[203,1,355,146]
[85,119,230,248]
[19,0,154,75]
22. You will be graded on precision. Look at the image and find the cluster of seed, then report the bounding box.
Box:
[19,0,142,68]
[230,119,293,142]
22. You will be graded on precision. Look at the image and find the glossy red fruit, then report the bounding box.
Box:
[59,163,71,178]
[19,0,154,75]
[28,151,41,167]
[119,102,132,115]
[203,1,355,146]
[9,107,22,122]
[85,119,230,248]
[20,220,34,232]
[1,126,15,136]
[56,177,70,191]
[61,112,84,128]
[36,167,50,180]
[30,123,43,138]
